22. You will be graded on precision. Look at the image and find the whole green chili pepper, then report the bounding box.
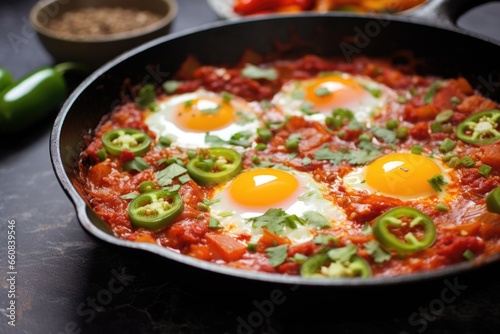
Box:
[0,62,87,134]
[0,67,14,93]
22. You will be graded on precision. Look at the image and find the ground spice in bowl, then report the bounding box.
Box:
[46,6,163,40]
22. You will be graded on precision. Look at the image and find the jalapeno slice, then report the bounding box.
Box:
[373,207,436,253]
[186,147,242,186]
[486,186,500,214]
[456,110,500,145]
[128,189,184,231]
[102,128,152,156]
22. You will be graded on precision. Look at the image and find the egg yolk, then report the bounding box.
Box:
[365,153,442,197]
[229,168,299,208]
[303,75,366,112]
[173,97,235,132]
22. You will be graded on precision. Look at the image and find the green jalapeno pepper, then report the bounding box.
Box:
[486,186,500,214]
[0,67,14,92]
[456,110,500,145]
[186,147,242,186]
[128,189,184,231]
[0,62,87,134]
[102,128,152,156]
[372,207,436,253]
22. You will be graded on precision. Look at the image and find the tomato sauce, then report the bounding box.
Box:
[78,55,500,279]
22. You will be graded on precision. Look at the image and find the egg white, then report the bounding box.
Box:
[145,89,261,149]
[272,72,396,124]
[209,168,346,245]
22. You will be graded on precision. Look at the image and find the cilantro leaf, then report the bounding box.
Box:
[364,241,391,263]
[123,157,150,172]
[156,163,188,186]
[120,192,138,200]
[314,146,344,163]
[135,84,158,111]
[327,244,357,263]
[302,211,331,229]
[372,126,396,143]
[241,64,278,80]
[266,244,288,267]
[428,174,448,192]
[313,234,338,245]
[249,208,288,234]
[208,217,223,230]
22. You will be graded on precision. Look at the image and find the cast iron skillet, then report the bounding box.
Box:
[51,0,500,287]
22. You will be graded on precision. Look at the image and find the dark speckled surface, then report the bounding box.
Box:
[1,1,500,333]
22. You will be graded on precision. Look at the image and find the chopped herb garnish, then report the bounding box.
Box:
[241,64,278,80]
[158,135,172,147]
[439,138,456,153]
[435,109,454,123]
[364,241,391,263]
[478,164,492,178]
[313,234,338,245]
[424,82,442,104]
[302,211,331,229]
[120,192,138,200]
[463,249,475,261]
[136,84,158,111]
[235,111,256,125]
[97,148,107,161]
[314,86,332,97]
[123,157,150,172]
[361,223,372,235]
[266,244,288,267]
[362,84,382,98]
[395,126,409,139]
[257,127,272,142]
[300,102,318,115]
[255,143,267,151]
[156,163,188,186]
[386,119,399,130]
[249,208,288,234]
[285,134,301,150]
[450,96,461,105]
[208,217,223,230]
[178,174,191,184]
[221,91,233,103]
[314,145,381,165]
[411,145,423,155]
[327,244,357,263]
[302,157,312,166]
[428,174,448,192]
[435,203,450,212]
[460,156,476,168]
[372,126,397,143]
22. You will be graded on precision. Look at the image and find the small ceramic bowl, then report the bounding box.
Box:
[30,0,178,68]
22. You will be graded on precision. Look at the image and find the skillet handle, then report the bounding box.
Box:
[408,0,493,28]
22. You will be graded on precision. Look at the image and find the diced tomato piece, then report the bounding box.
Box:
[257,228,291,252]
[206,233,247,262]
[88,161,112,187]
[410,122,430,140]
[188,244,212,261]
[119,150,135,162]
[481,142,500,171]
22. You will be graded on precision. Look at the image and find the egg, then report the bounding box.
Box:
[343,152,457,200]
[145,89,260,148]
[209,167,346,245]
[272,72,395,124]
